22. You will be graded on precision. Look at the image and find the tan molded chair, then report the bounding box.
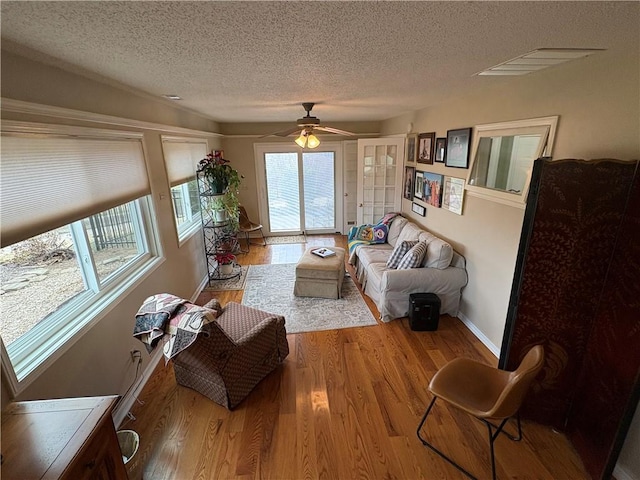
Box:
[238,205,265,252]
[417,345,544,480]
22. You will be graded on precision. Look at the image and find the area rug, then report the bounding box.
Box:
[265,235,307,245]
[241,263,378,334]
[204,266,248,291]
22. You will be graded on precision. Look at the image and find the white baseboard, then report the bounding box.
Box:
[457,311,500,358]
[614,464,638,480]
[113,347,163,427]
[193,274,209,302]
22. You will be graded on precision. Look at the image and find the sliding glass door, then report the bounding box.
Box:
[255,143,343,235]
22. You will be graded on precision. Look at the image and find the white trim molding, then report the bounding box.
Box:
[1,98,222,137]
[113,348,163,427]
[457,311,501,358]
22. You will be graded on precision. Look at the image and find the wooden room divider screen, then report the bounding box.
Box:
[499,158,639,480]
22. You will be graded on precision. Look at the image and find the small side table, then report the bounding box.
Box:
[1,395,128,479]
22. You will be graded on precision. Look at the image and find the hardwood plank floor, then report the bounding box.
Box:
[121,234,588,480]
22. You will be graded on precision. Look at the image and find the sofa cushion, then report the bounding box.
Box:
[419,231,453,269]
[387,240,418,269]
[395,222,423,246]
[358,244,393,270]
[387,216,408,247]
[397,241,428,269]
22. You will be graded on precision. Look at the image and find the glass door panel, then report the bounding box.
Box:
[357,138,405,225]
[302,151,335,231]
[260,149,339,235]
[264,152,300,232]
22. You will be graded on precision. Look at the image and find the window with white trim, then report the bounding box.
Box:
[466,116,559,208]
[0,122,160,391]
[161,137,208,241]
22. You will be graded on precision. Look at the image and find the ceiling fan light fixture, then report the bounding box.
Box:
[295,132,308,148]
[306,133,320,149]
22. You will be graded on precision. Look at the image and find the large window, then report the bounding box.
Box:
[161,137,209,241]
[0,122,159,391]
[171,179,200,236]
[0,199,155,383]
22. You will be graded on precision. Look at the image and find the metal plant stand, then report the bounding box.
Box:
[197,170,240,286]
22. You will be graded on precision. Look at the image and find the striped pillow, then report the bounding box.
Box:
[386,240,418,269]
[397,241,428,270]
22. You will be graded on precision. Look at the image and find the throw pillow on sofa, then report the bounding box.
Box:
[386,240,418,269]
[397,241,428,269]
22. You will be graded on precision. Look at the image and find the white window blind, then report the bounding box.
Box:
[1,132,150,247]
[162,137,208,187]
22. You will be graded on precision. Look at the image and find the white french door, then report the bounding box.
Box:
[356,138,405,225]
[254,143,343,235]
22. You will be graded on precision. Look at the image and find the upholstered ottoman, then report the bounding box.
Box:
[294,246,346,299]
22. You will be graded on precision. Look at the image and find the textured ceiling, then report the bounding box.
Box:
[1,1,638,124]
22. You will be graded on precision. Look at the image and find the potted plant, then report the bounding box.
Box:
[198,151,242,230]
[214,251,236,275]
[209,196,228,223]
[198,151,241,195]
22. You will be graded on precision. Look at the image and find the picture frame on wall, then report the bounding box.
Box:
[405,134,417,164]
[435,137,447,163]
[417,132,436,164]
[445,127,472,168]
[414,171,424,198]
[423,172,444,208]
[412,202,426,217]
[442,176,466,215]
[404,166,415,200]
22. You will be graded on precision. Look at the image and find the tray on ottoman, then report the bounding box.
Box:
[294,246,346,299]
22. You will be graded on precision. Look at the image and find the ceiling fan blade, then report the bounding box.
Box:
[260,126,302,138]
[315,126,356,136]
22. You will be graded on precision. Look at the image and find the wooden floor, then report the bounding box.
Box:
[122,235,588,480]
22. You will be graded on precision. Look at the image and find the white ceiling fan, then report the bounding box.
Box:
[263,103,355,148]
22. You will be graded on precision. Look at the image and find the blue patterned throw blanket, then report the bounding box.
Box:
[133,293,220,361]
[347,212,400,262]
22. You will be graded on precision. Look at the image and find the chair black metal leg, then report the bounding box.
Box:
[486,412,522,442]
[416,397,478,480]
[485,417,510,480]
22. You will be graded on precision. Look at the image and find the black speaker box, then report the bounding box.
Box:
[408,293,441,331]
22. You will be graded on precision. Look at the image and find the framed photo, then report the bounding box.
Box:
[423,172,444,208]
[442,176,465,215]
[412,202,426,217]
[417,132,436,164]
[435,137,447,163]
[445,128,472,168]
[404,166,415,200]
[405,134,417,164]
[414,171,424,198]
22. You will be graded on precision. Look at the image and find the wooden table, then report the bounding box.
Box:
[1,395,129,479]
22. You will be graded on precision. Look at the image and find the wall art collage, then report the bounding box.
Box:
[404,128,470,216]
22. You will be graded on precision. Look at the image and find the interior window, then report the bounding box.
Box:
[466,117,558,207]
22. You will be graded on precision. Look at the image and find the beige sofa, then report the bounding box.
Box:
[349,216,468,322]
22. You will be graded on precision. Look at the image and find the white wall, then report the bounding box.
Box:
[1,51,221,406]
[381,47,639,479]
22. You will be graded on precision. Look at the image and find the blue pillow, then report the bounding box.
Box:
[372,225,388,244]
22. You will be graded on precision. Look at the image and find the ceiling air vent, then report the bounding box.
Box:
[476,48,604,76]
